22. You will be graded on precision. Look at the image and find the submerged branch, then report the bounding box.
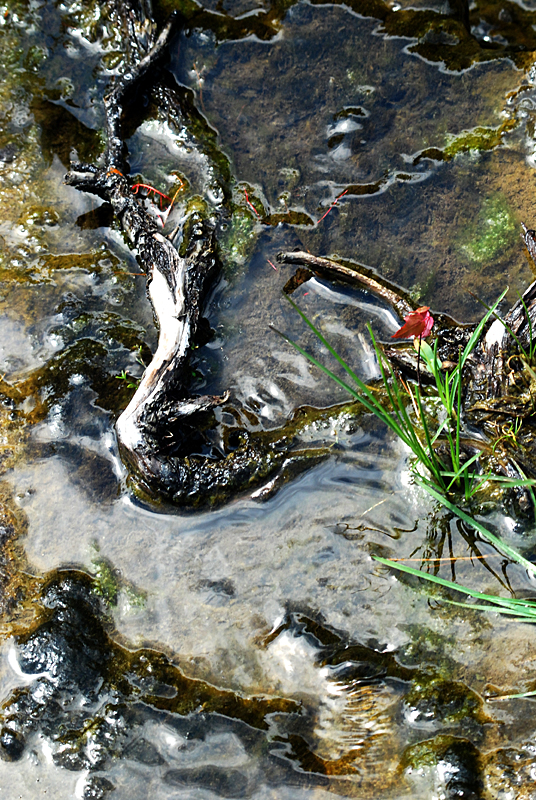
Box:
[278,249,415,319]
[104,13,178,170]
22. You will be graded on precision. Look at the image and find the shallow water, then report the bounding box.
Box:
[3,0,536,797]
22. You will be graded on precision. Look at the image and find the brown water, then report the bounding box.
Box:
[2,0,536,797]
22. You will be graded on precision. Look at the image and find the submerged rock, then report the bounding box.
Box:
[403,734,483,799]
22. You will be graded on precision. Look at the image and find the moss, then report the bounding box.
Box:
[91,550,121,607]
[1,332,148,422]
[402,734,483,798]
[415,118,518,166]
[403,671,491,724]
[408,270,437,305]
[90,545,147,609]
[218,209,257,276]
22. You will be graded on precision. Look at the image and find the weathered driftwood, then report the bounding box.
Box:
[65,17,229,490]
[65,14,336,507]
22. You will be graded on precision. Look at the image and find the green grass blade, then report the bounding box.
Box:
[517,290,535,360]
[286,296,367,388]
[444,451,483,491]
[430,417,451,445]
[491,689,536,699]
[411,385,446,486]
[367,327,420,438]
[512,461,536,521]
[373,555,533,610]
[280,302,415,442]
[272,327,360,397]
[459,289,509,370]
[417,480,536,578]
[370,337,407,424]
[439,474,536,487]
[272,326,415,444]
[441,598,536,620]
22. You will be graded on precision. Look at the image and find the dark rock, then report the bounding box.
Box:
[0,727,24,761]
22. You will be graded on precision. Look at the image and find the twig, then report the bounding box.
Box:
[192,61,206,113]
[278,250,414,318]
[244,189,261,218]
[317,188,349,224]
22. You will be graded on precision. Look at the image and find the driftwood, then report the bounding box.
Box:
[66,17,227,490]
[65,13,337,507]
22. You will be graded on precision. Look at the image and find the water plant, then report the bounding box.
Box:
[279,289,513,501]
[115,370,139,390]
[374,479,536,623]
[115,345,146,389]
[283,288,536,663]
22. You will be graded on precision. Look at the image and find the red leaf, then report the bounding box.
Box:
[392,307,434,339]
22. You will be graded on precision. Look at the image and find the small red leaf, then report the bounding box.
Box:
[392,306,434,339]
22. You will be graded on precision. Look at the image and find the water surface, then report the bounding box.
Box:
[1,0,536,797]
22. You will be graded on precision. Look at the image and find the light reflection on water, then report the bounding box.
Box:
[12,435,415,661]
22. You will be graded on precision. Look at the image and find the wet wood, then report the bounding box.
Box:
[278,250,463,331]
[278,250,415,319]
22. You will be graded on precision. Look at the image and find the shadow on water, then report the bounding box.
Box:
[3,0,536,797]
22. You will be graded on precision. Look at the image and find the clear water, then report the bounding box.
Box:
[2,0,536,797]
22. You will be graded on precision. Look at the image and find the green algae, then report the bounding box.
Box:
[263,210,315,227]
[457,193,518,267]
[415,119,518,165]
[403,671,491,725]
[0,477,42,639]
[0,331,148,424]
[90,544,147,610]
[218,208,257,277]
[401,734,484,799]
[443,118,518,160]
